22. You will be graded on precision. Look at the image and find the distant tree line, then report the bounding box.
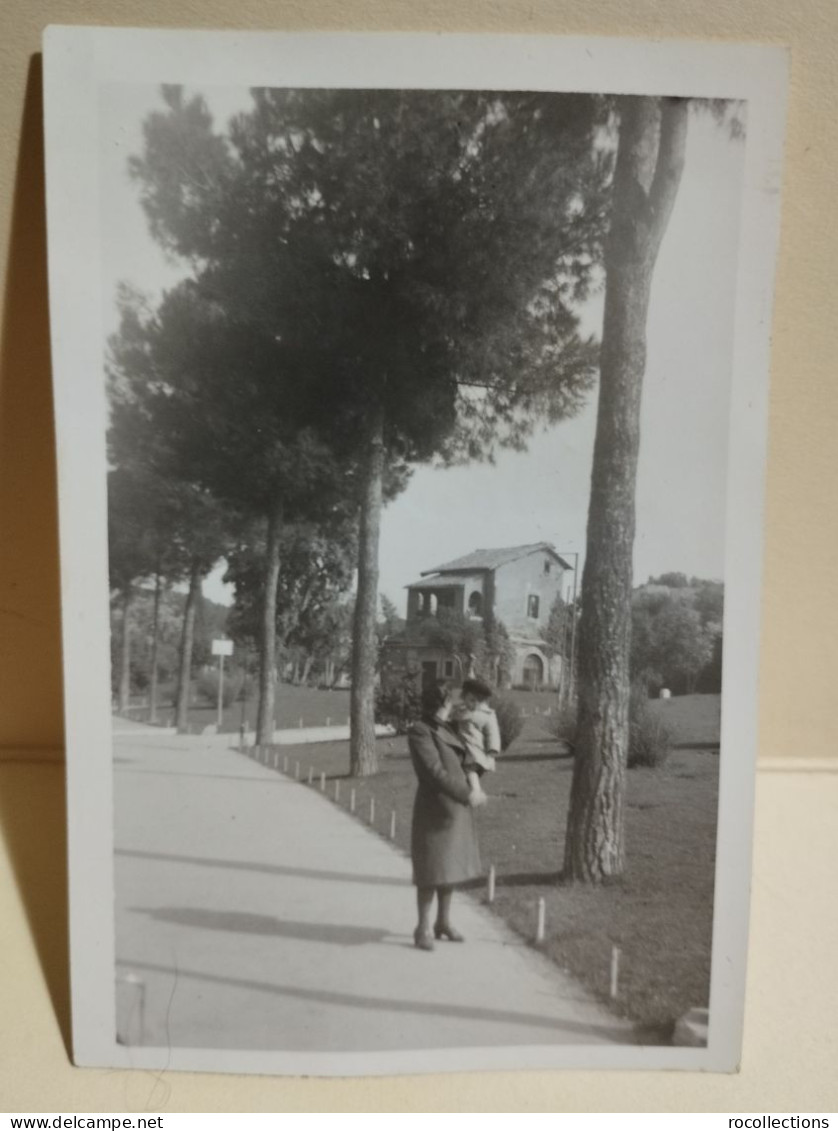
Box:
[631,578,723,695]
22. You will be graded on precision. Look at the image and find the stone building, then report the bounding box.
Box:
[381,542,572,691]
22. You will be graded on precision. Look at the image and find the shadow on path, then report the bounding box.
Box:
[132,906,391,946]
[117,958,634,1044]
[116,847,410,888]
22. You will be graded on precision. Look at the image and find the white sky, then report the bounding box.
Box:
[100,86,745,613]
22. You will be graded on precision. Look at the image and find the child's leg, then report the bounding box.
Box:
[467,768,487,799]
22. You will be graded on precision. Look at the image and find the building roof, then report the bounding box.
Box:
[405,573,484,590]
[421,543,572,575]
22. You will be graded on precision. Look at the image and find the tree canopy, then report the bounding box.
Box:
[124,84,611,764]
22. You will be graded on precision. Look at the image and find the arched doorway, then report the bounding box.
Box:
[468,590,483,616]
[523,653,544,689]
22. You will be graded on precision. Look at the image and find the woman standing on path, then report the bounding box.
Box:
[407,680,485,951]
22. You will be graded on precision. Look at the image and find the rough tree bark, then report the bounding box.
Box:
[256,500,283,745]
[350,405,386,777]
[118,588,132,713]
[564,97,688,883]
[175,562,202,733]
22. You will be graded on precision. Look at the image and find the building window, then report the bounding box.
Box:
[527,594,540,619]
[544,560,551,574]
[468,590,483,616]
[443,660,455,678]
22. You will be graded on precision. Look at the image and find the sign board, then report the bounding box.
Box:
[211,639,234,657]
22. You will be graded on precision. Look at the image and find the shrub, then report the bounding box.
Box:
[551,701,578,746]
[628,683,672,769]
[492,695,524,752]
[374,675,422,735]
[196,668,244,709]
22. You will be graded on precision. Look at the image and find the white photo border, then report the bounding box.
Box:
[43,25,788,1076]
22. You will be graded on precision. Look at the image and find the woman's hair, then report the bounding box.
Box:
[421,679,452,718]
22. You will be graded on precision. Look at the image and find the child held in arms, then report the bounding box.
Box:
[452,677,501,804]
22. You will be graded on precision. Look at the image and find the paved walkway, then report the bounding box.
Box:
[114,734,635,1053]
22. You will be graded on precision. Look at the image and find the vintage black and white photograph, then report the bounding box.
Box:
[44,29,787,1075]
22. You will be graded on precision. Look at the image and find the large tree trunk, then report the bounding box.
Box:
[564,98,688,883]
[350,406,385,777]
[118,588,132,713]
[175,563,202,733]
[256,501,283,745]
[149,571,162,724]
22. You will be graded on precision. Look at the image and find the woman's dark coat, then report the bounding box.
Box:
[407,718,482,888]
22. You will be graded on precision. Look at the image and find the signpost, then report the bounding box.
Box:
[211,638,234,730]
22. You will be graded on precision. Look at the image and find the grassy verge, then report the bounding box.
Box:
[244,693,720,1039]
[648,693,722,748]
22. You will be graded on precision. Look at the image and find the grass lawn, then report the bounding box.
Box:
[649,693,722,748]
[247,692,721,1040]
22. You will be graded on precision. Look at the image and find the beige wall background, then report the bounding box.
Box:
[1,0,837,1115]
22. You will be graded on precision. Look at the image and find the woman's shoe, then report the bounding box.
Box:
[433,923,465,942]
[414,928,435,951]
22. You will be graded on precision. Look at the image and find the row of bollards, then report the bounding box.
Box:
[244,745,622,988]
[238,717,350,733]
[485,864,621,995]
[255,744,400,844]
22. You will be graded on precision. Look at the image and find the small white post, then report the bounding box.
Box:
[326,716,330,727]
[487,864,496,903]
[610,946,621,999]
[334,779,340,802]
[536,897,546,942]
[217,652,225,731]
[350,788,356,813]
[389,810,396,839]
[298,717,304,728]
[369,797,376,824]
[307,766,313,784]
[320,771,326,792]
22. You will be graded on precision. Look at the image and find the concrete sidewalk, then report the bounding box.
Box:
[114,735,636,1053]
